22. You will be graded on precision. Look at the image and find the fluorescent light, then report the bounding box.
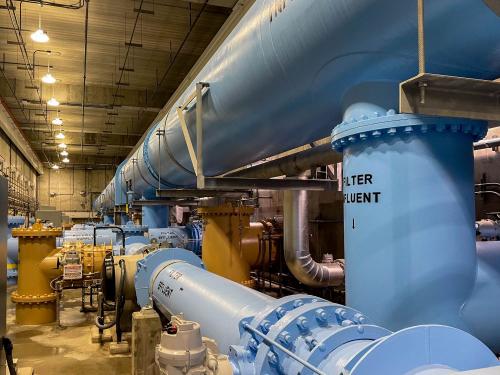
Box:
[47,97,60,107]
[55,131,65,139]
[51,164,59,170]
[57,143,67,149]
[60,150,68,156]
[42,72,56,84]
[31,29,49,43]
[52,117,63,126]
[62,157,70,163]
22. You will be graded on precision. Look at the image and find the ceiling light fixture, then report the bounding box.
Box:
[55,131,65,139]
[52,117,63,126]
[62,157,69,163]
[31,28,49,43]
[42,72,56,84]
[58,143,67,149]
[60,150,68,156]
[31,14,49,43]
[41,55,56,84]
[51,164,59,170]
[47,97,60,107]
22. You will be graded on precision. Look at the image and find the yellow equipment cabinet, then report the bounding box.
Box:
[198,204,276,286]
[11,220,62,324]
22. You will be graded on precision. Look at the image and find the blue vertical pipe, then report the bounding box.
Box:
[103,214,114,225]
[462,241,500,352]
[134,249,499,375]
[95,0,500,208]
[142,205,170,229]
[332,113,500,352]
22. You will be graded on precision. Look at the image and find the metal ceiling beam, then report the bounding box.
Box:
[0,80,166,111]
[33,143,134,150]
[16,99,162,113]
[180,0,237,8]
[19,126,142,137]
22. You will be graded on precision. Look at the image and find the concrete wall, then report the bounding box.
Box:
[475,127,500,220]
[37,167,116,219]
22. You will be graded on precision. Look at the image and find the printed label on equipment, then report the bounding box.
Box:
[343,173,382,204]
[63,264,83,280]
[158,281,173,298]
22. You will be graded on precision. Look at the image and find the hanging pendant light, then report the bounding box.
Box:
[58,143,67,149]
[52,117,63,126]
[31,15,49,43]
[55,131,65,139]
[47,97,59,107]
[60,150,68,157]
[52,110,63,125]
[62,157,70,164]
[51,164,59,170]
[42,72,56,84]
[42,55,56,84]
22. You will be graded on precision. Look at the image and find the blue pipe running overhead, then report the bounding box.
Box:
[95,0,500,209]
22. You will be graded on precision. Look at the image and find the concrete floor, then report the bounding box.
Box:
[7,286,131,374]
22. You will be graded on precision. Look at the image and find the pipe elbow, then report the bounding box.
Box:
[283,186,344,288]
[40,249,63,279]
[285,250,344,287]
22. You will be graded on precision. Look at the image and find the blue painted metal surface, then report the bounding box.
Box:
[331,113,500,351]
[114,161,127,206]
[120,221,148,238]
[148,222,202,255]
[95,0,500,208]
[62,228,116,245]
[462,241,500,353]
[135,249,499,374]
[103,214,113,225]
[7,216,24,278]
[142,205,170,229]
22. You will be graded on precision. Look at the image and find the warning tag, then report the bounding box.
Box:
[63,264,83,280]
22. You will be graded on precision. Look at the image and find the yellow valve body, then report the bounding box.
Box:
[198,204,276,286]
[11,220,62,324]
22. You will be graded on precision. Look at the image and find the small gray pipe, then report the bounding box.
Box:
[474,137,500,150]
[228,143,341,179]
[283,186,344,287]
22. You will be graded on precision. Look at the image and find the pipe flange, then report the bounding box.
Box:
[345,325,499,375]
[11,291,57,304]
[237,295,324,351]
[8,216,25,229]
[12,220,62,238]
[198,205,254,217]
[246,300,383,375]
[331,112,488,152]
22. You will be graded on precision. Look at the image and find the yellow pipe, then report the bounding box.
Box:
[198,204,276,286]
[39,248,63,279]
[11,220,62,325]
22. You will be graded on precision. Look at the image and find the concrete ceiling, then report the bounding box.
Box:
[0,0,237,169]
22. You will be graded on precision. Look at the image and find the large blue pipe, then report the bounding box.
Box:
[96,0,500,209]
[135,249,499,375]
[332,114,500,352]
